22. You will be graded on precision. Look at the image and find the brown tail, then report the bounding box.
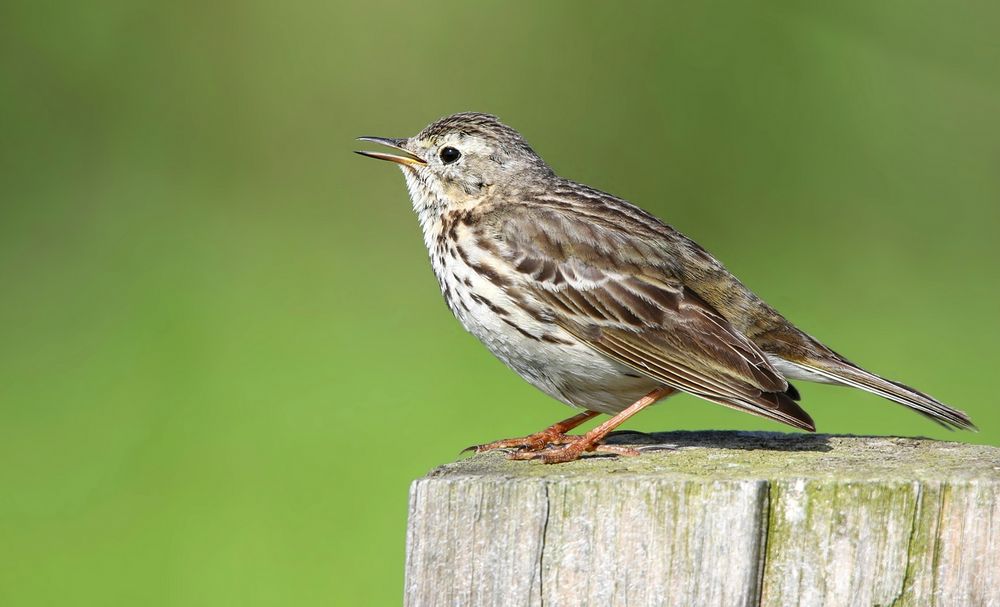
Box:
[790,357,976,431]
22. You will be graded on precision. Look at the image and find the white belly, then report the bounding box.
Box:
[431,239,660,415]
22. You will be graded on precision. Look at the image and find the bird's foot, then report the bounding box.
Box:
[465,429,578,454]
[464,410,602,455]
[467,390,672,464]
[509,439,641,464]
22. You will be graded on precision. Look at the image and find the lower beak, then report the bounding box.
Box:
[355,136,427,166]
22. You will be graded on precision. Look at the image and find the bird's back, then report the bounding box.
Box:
[481,176,824,363]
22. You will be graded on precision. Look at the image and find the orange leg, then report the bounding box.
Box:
[466,410,602,454]
[512,387,675,464]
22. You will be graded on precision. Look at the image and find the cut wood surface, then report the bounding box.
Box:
[404,432,1000,607]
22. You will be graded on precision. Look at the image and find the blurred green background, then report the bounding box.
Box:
[2,1,998,604]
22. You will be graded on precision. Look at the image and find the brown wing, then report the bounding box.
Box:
[490,202,815,431]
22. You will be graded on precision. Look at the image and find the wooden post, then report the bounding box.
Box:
[404,431,1000,607]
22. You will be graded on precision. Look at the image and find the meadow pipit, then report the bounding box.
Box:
[356,112,974,464]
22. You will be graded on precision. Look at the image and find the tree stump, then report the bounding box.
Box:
[404,431,1000,607]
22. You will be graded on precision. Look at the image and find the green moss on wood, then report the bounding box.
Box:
[428,432,1000,482]
[411,432,1000,606]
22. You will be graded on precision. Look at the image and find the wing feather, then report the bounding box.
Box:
[491,203,815,431]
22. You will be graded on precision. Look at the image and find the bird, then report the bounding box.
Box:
[355,112,975,464]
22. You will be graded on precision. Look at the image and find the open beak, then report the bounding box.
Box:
[355,137,427,166]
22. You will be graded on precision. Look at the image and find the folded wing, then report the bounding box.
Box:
[492,203,815,431]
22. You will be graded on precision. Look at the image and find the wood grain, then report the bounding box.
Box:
[404,432,1000,607]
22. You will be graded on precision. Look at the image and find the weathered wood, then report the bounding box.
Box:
[404,432,1000,607]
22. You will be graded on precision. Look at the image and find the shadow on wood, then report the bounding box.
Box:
[405,431,1000,607]
[604,429,834,452]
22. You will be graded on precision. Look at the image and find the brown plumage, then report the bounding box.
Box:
[356,112,975,463]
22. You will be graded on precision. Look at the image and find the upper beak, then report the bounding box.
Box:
[355,136,427,166]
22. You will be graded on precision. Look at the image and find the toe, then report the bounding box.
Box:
[540,448,585,464]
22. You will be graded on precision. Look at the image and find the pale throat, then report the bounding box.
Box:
[401,166,486,253]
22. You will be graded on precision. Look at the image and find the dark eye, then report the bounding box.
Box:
[439,146,461,164]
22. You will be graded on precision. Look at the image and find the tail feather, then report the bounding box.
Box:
[790,359,976,431]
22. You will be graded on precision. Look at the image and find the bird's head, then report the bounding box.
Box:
[356,112,552,212]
